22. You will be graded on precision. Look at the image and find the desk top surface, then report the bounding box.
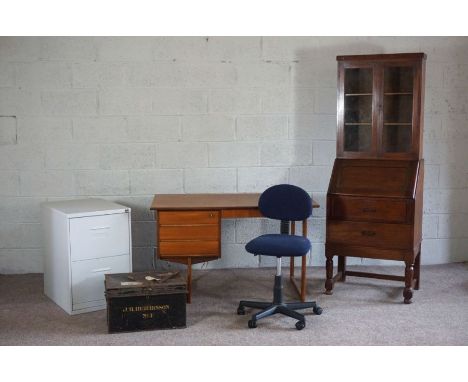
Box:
[151,193,319,211]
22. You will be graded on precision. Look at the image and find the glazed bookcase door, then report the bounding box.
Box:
[378,62,422,159]
[337,63,378,158]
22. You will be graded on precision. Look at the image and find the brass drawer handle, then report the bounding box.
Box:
[362,208,376,213]
[209,213,214,218]
[361,230,376,237]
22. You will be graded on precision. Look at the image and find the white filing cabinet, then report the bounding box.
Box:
[41,199,132,315]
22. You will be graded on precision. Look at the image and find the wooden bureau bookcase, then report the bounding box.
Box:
[325,53,426,303]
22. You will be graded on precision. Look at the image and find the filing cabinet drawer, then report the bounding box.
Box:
[329,196,408,223]
[70,213,130,261]
[159,225,219,241]
[159,241,220,257]
[71,254,130,305]
[326,221,412,250]
[159,210,219,225]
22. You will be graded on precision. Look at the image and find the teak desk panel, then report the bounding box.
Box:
[151,193,319,303]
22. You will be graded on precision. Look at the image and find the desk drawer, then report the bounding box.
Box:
[327,221,412,250]
[159,241,219,257]
[159,225,219,241]
[159,210,219,225]
[329,196,408,223]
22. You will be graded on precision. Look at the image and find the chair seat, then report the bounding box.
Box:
[245,234,311,257]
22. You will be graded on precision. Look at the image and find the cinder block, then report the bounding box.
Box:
[131,247,155,272]
[16,62,72,89]
[443,63,468,88]
[310,192,326,218]
[99,143,155,169]
[260,141,312,166]
[0,172,19,196]
[437,213,468,239]
[235,218,278,244]
[421,238,468,264]
[152,37,208,61]
[0,88,42,115]
[132,221,156,247]
[307,218,325,243]
[42,90,98,116]
[152,88,207,115]
[0,63,15,87]
[74,170,129,196]
[105,195,155,222]
[289,114,336,140]
[184,168,236,193]
[209,89,261,114]
[182,115,235,141]
[261,88,293,114]
[99,88,152,115]
[0,249,43,274]
[0,37,41,62]
[73,117,128,142]
[291,58,336,89]
[17,117,72,143]
[292,88,315,113]
[159,142,208,168]
[313,141,336,165]
[209,142,259,167]
[445,88,468,114]
[0,196,46,222]
[127,116,181,142]
[45,144,100,169]
[206,37,261,62]
[221,219,236,243]
[423,115,444,142]
[310,243,326,266]
[289,166,332,192]
[20,170,74,196]
[0,223,40,249]
[424,189,468,214]
[237,167,289,193]
[236,115,288,141]
[439,164,468,189]
[424,87,448,114]
[425,61,444,88]
[0,145,45,170]
[422,214,439,239]
[262,37,317,62]
[203,244,259,269]
[130,169,183,195]
[72,62,126,88]
[0,116,17,145]
[97,37,153,61]
[443,114,468,141]
[236,62,290,88]
[314,87,336,114]
[423,165,439,189]
[40,37,97,61]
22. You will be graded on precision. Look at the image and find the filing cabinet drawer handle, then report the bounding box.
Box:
[361,230,376,237]
[362,208,377,213]
[91,267,112,273]
[90,226,111,230]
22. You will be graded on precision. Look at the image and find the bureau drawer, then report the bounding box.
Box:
[159,241,219,257]
[327,221,412,250]
[71,254,130,305]
[329,196,408,223]
[159,210,219,225]
[159,225,219,241]
[70,212,130,261]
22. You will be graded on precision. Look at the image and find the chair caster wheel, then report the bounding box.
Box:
[295,320,305,330]
[237,307,245,315]
[313,306,323,315]
[248,320,257,329]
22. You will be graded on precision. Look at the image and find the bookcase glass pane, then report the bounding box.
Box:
[345,95,372,123]
[344,125,371,152]
[384,66,413,93]
[383,125,411,152]
[345,68,373,94]
[384,94,413,123]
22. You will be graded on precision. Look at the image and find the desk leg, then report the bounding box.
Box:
[187,257,192,304]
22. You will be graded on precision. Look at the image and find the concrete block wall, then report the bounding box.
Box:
[0,37,467,273]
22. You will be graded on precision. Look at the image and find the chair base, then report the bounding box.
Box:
[238,275,322,330]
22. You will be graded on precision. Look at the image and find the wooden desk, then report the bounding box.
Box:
[151,193,319,303]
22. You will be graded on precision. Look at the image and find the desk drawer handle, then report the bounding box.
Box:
[362,208,376,213]
[209,213,214,218]
[361,230,376,237]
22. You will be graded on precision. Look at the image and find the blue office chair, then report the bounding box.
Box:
[237,184,322,330]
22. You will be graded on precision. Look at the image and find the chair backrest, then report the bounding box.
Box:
[258,184,312,221]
